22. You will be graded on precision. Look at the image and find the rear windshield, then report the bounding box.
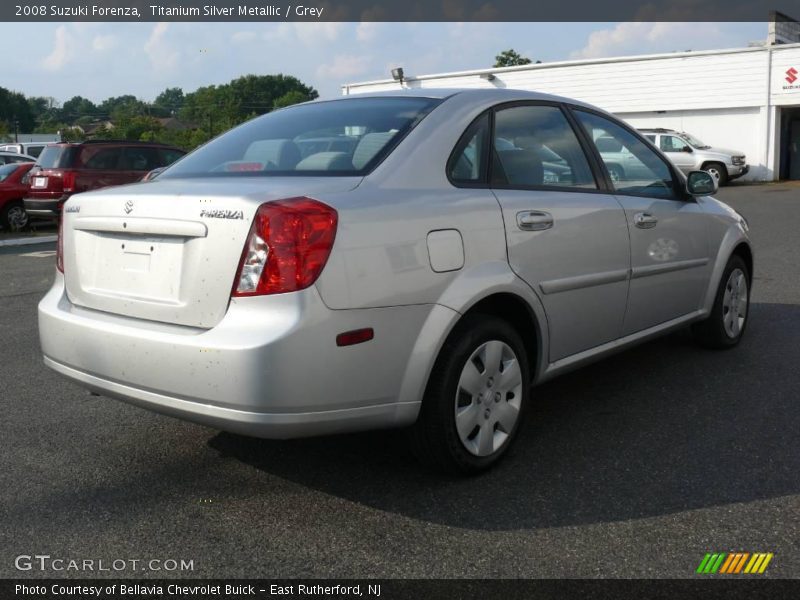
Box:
[160,97,442,179]
[37,145,78,169]
[0,163,22,181]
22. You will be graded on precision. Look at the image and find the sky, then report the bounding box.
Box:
[0,21,765,104]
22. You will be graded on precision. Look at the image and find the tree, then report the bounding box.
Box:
[60,96,99,121]
[494,49,533,68]
[154,87,185,116]
[180,74,318,127]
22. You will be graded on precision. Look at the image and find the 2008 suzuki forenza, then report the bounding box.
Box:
[38,89,753,473]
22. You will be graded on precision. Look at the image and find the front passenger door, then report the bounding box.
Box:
[659,134,696,174]
[573,110,710,335]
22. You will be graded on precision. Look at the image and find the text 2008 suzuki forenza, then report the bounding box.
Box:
[39,89,752,473]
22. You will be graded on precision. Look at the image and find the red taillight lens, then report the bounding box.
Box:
[62,170,76,192]
[56,214,64,273]
[232,197,337,297]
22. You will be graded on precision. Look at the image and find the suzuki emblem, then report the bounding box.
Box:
[124,200,134,214]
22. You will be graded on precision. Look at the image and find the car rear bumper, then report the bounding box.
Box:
[38,275,435,438]
[24,196,69,217]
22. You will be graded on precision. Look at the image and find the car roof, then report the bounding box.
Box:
[326,88,603,111]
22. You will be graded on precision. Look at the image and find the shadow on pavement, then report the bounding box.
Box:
[208,301,800,531]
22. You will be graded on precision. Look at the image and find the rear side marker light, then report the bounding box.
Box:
[232,197,338,296]
[336,328,374,347]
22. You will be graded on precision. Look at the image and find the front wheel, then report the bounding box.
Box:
[692,255,750,349]
[409,314,530,474]
[704,162,728,187]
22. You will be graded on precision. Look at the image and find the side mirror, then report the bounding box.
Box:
[686,170,718,196]
[682,145,693,153]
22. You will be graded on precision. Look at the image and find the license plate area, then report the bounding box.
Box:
[32,176,48,188]
[89,233,185,304]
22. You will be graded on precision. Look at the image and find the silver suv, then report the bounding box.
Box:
[38,89,753,473]
[639,128,748,186]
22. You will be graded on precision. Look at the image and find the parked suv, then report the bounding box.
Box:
[39,90,752,473]
[639,128,748,185]
[24,141,186,218]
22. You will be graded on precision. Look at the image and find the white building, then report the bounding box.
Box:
[343,43,800,181]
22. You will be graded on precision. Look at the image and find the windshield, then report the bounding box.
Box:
[160,97,442,179]
[681,132,709,149]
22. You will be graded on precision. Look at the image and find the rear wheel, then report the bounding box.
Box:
[0,200,29,232]
[410,314,530,474]
[704,162,728,187]
[692,255,750,349]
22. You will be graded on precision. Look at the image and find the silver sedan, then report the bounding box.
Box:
[38,89,752,473]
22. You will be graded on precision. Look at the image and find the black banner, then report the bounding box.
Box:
[1,0,799,22]
[4,579,800,600]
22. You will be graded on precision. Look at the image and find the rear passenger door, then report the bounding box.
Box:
[488,103,631,362]
[119,147,164,183]
[77,145,125,191]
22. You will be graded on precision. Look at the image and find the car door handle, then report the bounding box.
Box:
[517,211,553,231]
[634,212,658,229]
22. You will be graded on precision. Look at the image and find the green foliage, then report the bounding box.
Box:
[494,49,533,68]
[0,86,36,132]
[5,73,317,151]
[179,74,317,127]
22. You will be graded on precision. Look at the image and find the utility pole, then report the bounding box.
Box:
[14,118,18,142]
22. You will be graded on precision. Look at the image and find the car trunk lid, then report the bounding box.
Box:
[62,177,360,328]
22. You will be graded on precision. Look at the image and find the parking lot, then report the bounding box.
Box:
[2,183,799,579]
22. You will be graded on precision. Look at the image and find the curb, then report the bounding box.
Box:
[0,235,58,248]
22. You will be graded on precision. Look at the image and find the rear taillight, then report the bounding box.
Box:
[56,214,64,273]
[232,197,337,297]
[62,170,76,192]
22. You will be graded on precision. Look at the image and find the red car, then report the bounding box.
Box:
[24,140,185,219]
[0,162,35,231]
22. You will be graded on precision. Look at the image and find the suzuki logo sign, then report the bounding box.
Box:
[786,67,798,84]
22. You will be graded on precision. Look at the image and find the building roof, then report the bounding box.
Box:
[343,42,800,92]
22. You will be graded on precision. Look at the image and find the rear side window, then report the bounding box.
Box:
[492,105,597,189]
[0,163,19,181]
[26,145,45,158]
[160,149,185,166]
[37,146,77,169]
[574,110,677,199]
[80,147,122,170]
[160,97,442,178]
[448,113,490,183]
[120,147,162,171]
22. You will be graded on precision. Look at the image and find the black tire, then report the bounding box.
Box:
[692,254,750,349]
[0,200,29,231]
[704,162,728,187]
[409,314,530,474]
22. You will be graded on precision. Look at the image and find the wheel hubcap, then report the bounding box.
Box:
[708,168,721,181]
[6,206,28,231]
[722,268,748,339]
[454,340,523,457]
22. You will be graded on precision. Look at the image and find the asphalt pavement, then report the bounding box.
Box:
[1,183,799,579]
